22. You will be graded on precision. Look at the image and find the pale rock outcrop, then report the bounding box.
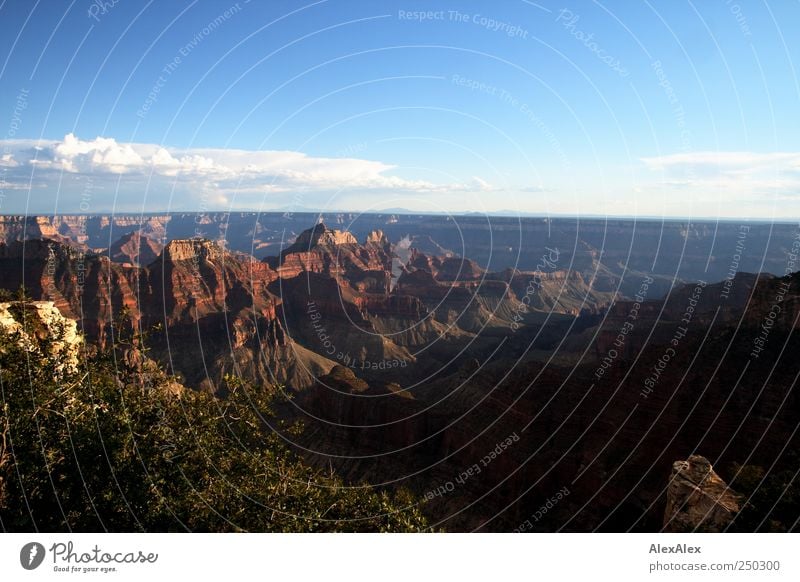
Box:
[365,229,389,246]
[161,238,222,263]
[0,301,82,373]
[289,223,357,250]
[663,455,741,532]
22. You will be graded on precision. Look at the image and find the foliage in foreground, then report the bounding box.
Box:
[728,457,800,532]
[0,306,427,532]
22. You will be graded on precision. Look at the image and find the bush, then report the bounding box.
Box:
[728,458,800,532]
[0,308,427,532]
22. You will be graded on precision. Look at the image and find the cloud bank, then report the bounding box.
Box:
[0,133,493,212]
[640,151,800,201]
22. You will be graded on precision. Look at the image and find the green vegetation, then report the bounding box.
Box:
[0,304,427,532]
[729,457,800,532]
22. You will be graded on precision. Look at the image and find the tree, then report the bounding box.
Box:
[0,304,428,532]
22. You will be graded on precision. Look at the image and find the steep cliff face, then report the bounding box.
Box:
[396,271,512,331]
[268,223,393,291]
[365,229,389,246]
[267,224,549,374]
[3,218,800,531]
[0,239,141,342]
[108,231,163,266]
[271,272,417,375]
[279,268,800,532]
[273,222,360,277]
[0,216,75,246]
[289,222,359,248]
[5,213,799,286]
[0,237,336,392]
[397,248,615,330]
[663,455,741,532]
[149,239,232,322]
[433,256,484,281]
[136,238,339,392]
[0,224,619,392]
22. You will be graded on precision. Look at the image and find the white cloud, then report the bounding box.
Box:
[0,154,18,167]
[641,151,800,171]
[1,134,493,198]
[469,176,495,191]
[640,151,800,199]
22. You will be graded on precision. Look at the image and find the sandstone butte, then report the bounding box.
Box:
[663,455,741,532]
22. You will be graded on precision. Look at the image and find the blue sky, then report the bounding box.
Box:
[1,0,799,218]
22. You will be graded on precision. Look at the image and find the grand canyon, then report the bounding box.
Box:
[3,4,800,580]
[2,212,798,532]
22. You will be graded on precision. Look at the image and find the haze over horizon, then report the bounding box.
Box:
[1,1,799,219]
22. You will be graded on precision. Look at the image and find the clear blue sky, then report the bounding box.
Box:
[1,0,798,218]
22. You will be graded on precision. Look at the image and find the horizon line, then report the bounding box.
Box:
[1,210,799,224]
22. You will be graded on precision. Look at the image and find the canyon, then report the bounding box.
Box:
[1,213,798,531]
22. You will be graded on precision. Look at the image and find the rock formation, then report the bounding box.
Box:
[285,222,358,250]
[108,231,163,266]
[0,223,620,392]
[365,229,389,247]
[0,236,333,392]
[267,223,392,289]
[0,301,83,373]
[4,219,800,532]
[2,213,798,287]
[663,455,741,532]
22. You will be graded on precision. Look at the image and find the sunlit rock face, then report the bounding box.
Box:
[663,455,741,532]
[0,301,83,373]
[289,222,358,249]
